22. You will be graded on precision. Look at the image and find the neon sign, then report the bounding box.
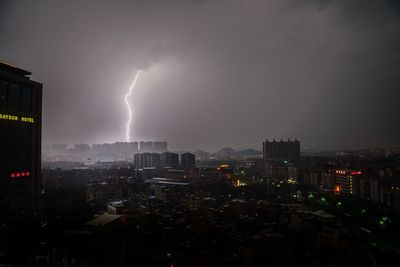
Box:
[335,170,362,175]
[10,171,30,179]
[0,113,35,123]
[21,117,35,123]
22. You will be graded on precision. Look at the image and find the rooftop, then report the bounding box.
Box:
[85,213,121,227]
[0,60,31,78]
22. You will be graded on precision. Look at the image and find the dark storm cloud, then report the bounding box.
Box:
[1,0,399,151]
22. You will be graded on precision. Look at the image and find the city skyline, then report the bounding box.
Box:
[1,0,400,151]
[2,1,400,266]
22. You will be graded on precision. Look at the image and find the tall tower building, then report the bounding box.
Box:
[153,141,167,153]
[134,153,161,169]
[161,152,179,169]
[139,141,153,152]
[0,61,42,219]
[180,153,195,170]
[262,139,300,161]
[0,61,42,263]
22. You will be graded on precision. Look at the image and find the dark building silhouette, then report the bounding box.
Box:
[0,61,42,218]
[262,139,300,161]
[180,152,195,169]
[134,152,161,168]
[0,61,42,263]
[161,152,179,169]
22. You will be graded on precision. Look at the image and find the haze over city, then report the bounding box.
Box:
[3,1,400,267]
[1,0,399,151]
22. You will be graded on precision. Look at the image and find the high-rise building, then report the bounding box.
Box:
[161,152,179,169]
[134,153,161,168]
[262,139,300,161]
[331,169,362,196]
[180,153,195,170]
[91,142,139,160]
[51,143,68,153]
[74,143,91,154]
[153,141,167,153]
[139,141,153,152]
[113,141,138,158]
[130,141,139,154]
[138,141,168,153]
[0,61,42,218]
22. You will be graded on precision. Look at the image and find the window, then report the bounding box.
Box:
[0,80,6,109]
[8,83,20,111]
[21,86,32,113]
[32,91,40,114]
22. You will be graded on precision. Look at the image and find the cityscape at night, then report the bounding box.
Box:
[1,0,400,266]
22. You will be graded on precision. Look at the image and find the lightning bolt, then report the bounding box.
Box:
[124,70,141,142]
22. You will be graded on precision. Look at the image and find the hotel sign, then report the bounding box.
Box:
[0,113,35,123]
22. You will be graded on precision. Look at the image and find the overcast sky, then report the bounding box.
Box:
[1,0,399,151]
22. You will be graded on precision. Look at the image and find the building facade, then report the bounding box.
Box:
[161,152,179,169]
[262,139,300,161]
[139,141,153,152]
[153,141,167,153]
[331,169,362,196]
[134,152,161,169]
[138,141,168,153]
[180,153,195,170]
[0,61,42,219]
